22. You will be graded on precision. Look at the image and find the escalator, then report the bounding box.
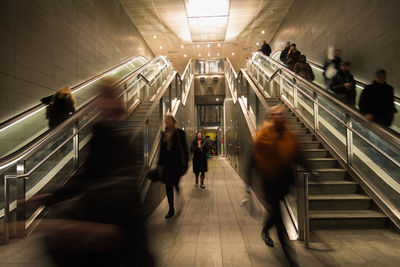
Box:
[223,52,400,240]
[0,55,196,244]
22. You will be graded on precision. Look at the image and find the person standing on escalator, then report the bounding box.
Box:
[158,114,189,219]
[286,44,301,71]
[259,41,272,57]
[330,61,356,107]
[191,132,209,188]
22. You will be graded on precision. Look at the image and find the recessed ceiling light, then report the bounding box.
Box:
[153,35,157,38]
[199,53,201,57]
[197,44,200,48]
[217,53,220,56]
[256,42,259,46]
[236,32,240,35]
[261,30,265,34]
[160,46,162,49]
[207,44,210,47]
[216,98,219,101]
[218,44,221,47]
[232,52,235,56]
[208,53,210,56]
[181,45,184,49]
[178,34,181,37]
[184,54,187,57]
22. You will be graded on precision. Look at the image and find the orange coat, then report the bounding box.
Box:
[253,122,301,178]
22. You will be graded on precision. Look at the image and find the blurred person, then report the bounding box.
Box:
[286,44,301,71]
[330,61,356,107]
[191,131,209,188]
[41,86,76,129]
[359,69,397,127]
[280,41,291,63]
[323,49,342,85]
[294,55,315,82]
[259,40,272,57]
[157,114,188,219]
[31,79,154,266]
[247,105,317,267]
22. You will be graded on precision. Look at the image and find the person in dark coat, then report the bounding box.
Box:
[259,41,272,57]
[41,86,76,129]
[158,114,189,219]
[323,49,342,86]
[294,55,315,82]
[330,61,356,107]
[359,69,397,127]
[285,44,301,71]
[280,41,291,64]
[191,131,209,188]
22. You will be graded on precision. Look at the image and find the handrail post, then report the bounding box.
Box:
[73,119,79,169]
[304,172,310,248]
[144,120,149,168]
[293,79,298,109]
[313,92,319,131]
[16,161,26,238]
[346,114,353,165]
[3,175,10,244]
[297,170,310,247]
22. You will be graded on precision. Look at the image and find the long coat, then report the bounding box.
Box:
[294,62,315,82]
[330,69,356,107]
[191,139,209,173]
[158,128,189,184]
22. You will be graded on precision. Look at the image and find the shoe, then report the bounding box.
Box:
[200,184,205,189]
[262,230,274,247]
[165,208,175,219]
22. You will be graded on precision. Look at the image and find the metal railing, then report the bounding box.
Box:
[0,55,174,244]
[247,51,400,229]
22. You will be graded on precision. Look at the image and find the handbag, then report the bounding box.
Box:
[147,166,163,182]
[241,187,265,221]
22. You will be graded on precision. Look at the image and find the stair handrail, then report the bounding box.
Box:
[250,51,400,150]
[0,55,169,171]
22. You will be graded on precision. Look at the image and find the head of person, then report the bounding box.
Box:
[299,55,306,63]
[374,69,387,84]
[334,49,342,58]
[340,61,351,72]
[54,86,76,108]
[285,41,290,48]
[263,40,266,44]
[196,131,203,140]
[164,114,176,129]
[268,105,286,129]
[96,79,124,120]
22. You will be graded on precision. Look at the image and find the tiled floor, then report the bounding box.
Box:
[0,157,399,266]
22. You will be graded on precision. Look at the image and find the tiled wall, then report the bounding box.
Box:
[269,0,400,96]
[0,0,154,122]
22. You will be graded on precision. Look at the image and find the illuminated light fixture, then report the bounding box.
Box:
[218,43,221,47]
[208,53,210,56]
[236,32,240,35]
[197,44,200,48]
[207,44,210,47]
[159,46,162,49]
[184,54,187,57]
[216,98,219,101]
[153,35,157,38]
[181,44,184,48]
[178,34,181,37]
[232,52,235,56]
[199,53,201,57]
[185,0,229,42]
[217,53,220,56]
[256,42,259,46]
[261,30,265,34]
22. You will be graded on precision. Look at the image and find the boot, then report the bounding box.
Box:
[195,174,199,185]
[165,207,175,219]
[200,174,205,188]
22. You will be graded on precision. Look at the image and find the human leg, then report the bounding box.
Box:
[200,172,205,188]
[194,172,199,185]
[165,183,175,219]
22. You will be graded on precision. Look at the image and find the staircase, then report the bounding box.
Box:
[265,98,389,230]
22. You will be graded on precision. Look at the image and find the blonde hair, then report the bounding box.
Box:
[267,104,286,119]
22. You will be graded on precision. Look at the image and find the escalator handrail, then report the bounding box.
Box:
[0,56,148,132]
[0,56,170,171]
[250,51,400,150]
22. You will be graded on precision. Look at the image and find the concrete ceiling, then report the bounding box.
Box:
[119,0,293,73]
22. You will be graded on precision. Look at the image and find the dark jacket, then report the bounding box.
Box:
[294,61,315,82]
[359,81,397,126]
[191,139,209,173]
[280,47,290,63]
[41,94,75,129]
[330,69,356,107]
[260,43,272,57]
[323,56,342,83]
[158,128,189,184]
[286,49,301,71]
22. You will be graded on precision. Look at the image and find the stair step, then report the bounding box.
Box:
[311,168,347,180]
[286,122,304,129]
[309,194,371,210]
[309,180,358,194]
[302,149,329,158]
[307,158,337,168]
[297,134,314,141]
[309,210,388,229]
[293,128,309,134]
[299,141,321,149]
[286,117,299,123]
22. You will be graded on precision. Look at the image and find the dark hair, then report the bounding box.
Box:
[291,43,296,47]
[299,54,306,61]
[375,69,386,76]
[196,131,202,138]
[341,61,351,67]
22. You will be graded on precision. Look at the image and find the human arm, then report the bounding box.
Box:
[41,95,53,105]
